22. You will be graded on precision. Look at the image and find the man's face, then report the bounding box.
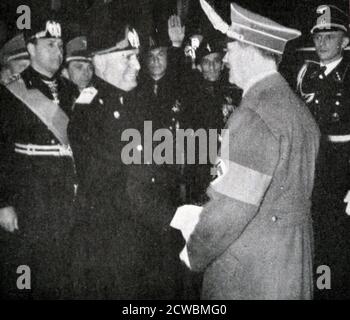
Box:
[8,58,30,75]
[146,47,168,80]
[313,31,349,64]
[199,52,222,82]
[28,38,63,75]
[223,41,246,88]
[67,60,94,90]
[101,49,141,91]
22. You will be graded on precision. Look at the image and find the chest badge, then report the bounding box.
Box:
[171,100,181,113]
[334,72,343,83]
[303,92,315,104]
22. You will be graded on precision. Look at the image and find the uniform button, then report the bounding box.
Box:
[280,186,284,190]
[151,178,155,183]
[272,216,278,222]
[114,111,120,119]
[315,99,319,104]
[169,126,173,130]
[335,101,340,106]
[99,99,104,105]
[51,139,56,144]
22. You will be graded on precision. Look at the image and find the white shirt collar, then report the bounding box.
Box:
[321,57,343,76]
[243,69,278,97]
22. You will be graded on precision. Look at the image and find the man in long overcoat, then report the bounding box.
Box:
[182,1,320,300]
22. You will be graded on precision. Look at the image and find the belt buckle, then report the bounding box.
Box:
[28,146,35,155]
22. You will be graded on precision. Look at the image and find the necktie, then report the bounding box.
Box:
[153,83,158,96]
[318,65,327,79]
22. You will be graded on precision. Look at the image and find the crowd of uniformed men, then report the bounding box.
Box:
[0,1,349,300]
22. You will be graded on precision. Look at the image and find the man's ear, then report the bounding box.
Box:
[27,42,35,57]
[61,67,70,80]
[92,54,106,78]
[342,36,350,49]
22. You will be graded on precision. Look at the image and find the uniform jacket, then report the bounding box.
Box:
[0,65,78,217]
[125,71,187,299]
[0,66,78,298]
[68,76,144,299]
[184,71,242,132]
[297,58,350,135]
[297,58,350,195]
[187,72,320,300]
[69,76,138,208]
[130,71,187,209]
[297,58,350,299]
[183,71,242,203]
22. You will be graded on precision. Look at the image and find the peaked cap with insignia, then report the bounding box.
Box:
[200,0,301,55]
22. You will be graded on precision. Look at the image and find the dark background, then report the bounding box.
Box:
[0,0,349,83]
[1,0,349,43]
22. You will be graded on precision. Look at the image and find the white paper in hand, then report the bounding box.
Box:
[170,205,203,242]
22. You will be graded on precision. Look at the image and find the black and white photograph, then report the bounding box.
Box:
[0,0,349,302]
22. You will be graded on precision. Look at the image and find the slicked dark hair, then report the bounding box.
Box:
[237,41,282,65]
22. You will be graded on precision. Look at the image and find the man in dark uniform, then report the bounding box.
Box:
[68,25,143,299]
[137,15,188,203]
[124,18,190,299]
[187,36,242,130]
[139,15,186,126]
[0,33,29,85]
[64,36,94,92]
[297,5,350,299]
[183,35,242,204]
[0,16,78,299]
